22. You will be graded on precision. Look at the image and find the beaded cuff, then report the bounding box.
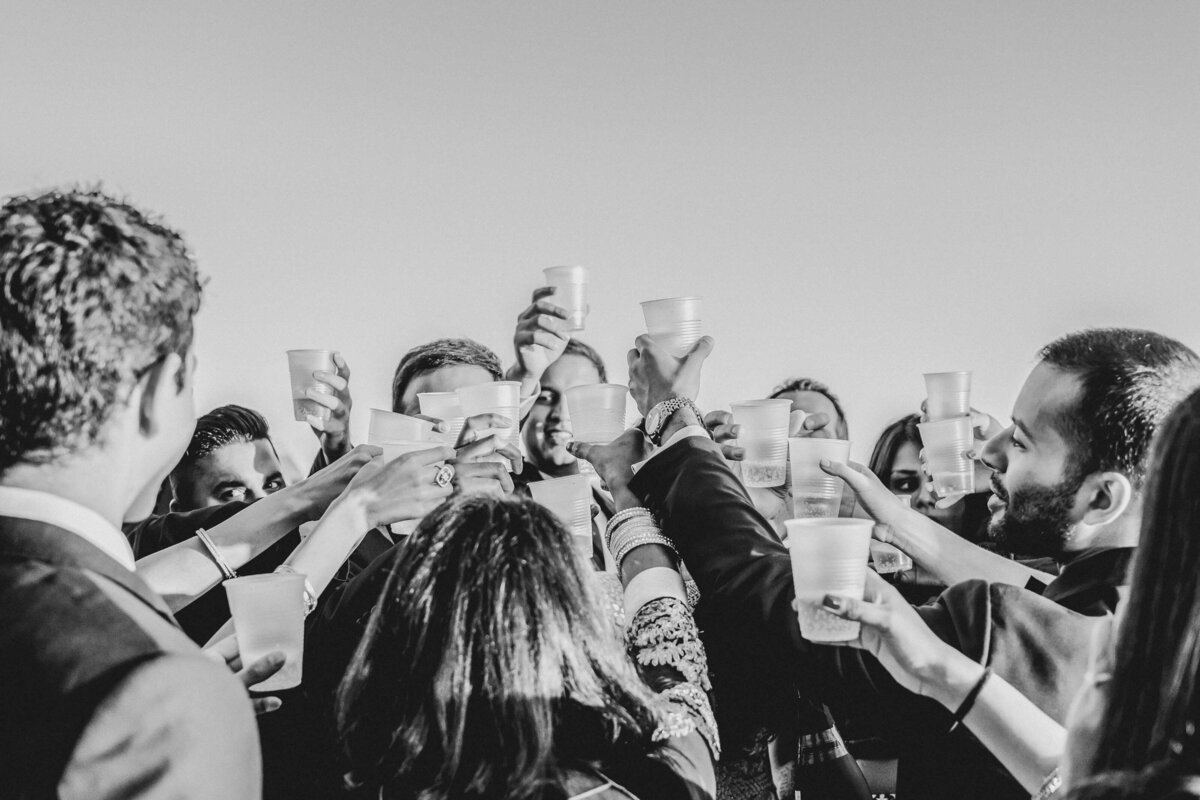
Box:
[627,597,711,690]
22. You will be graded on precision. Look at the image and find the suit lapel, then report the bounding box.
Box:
[0,516,178,625]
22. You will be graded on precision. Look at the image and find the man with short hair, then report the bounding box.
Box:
[770,376,849,439]
[170,404,286,510]
[585,327,1200,800]
[391,337,505,415]
[0,189,262,798]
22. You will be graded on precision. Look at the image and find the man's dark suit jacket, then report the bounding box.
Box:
[629,436,1123,800]
[0,516,259,798]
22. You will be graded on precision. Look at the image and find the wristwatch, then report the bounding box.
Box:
[645,395,704,446]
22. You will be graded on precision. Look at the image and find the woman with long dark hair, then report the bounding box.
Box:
[335,436,717,800]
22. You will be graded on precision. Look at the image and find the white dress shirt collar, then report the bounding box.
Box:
[0,486,137,571]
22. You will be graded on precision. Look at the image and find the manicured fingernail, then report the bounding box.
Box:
[823,594,843,610]
[819,458,831,468]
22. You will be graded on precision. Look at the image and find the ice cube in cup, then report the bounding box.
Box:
[544,265,589,331]
[286,349,336,422]
[870,540,914,574]
[224,573,307,691]
[640,296,703,359]
[785,518,872,642]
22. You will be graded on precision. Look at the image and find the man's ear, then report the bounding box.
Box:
[137,353,185,436]
[1079,471,1134,528]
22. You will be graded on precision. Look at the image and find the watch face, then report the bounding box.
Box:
[646,405,663,435]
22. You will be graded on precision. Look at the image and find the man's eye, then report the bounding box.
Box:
[264,479,286,493]
[219,487,248,502]
[536,391,556,405]
[1010,432,1026,451]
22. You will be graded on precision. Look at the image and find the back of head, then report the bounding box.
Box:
[390,337,503,412]
[769,376,850,439]
[0,188,202,474]
[868,413,921,482]
[337,494,658,800]
[169,404,272,508]
[1068,388,1200,794]
[1039,328,1200,488]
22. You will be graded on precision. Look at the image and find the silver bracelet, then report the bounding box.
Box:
[194,527,237,581]
[604,508,654,551]
[274,564,318,616]
[608,517,666,559]
[614,533,679,569]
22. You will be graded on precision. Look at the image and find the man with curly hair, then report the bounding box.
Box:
[0,189,263,798]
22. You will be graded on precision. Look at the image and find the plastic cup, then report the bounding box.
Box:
[286,349,336,422]
[565,384,628,444]
[368,409,434,446]
[641,296,703,358]
[732,399,791,488]
[788,437,852,519]
[224,573,307,690]
[917,417,976,504]
[379,440,444,464]
[924,371,972,421]
[544,265,589,331]
[870,540,914,574]
[529,475,594,563]
[786,518,872,642]
[457,381,522,450]
[418,392,466,446]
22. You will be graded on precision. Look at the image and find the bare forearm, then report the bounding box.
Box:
[279,496,371,597]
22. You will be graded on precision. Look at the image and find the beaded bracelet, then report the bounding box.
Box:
[195,527,238,581]
[614,532,679,570]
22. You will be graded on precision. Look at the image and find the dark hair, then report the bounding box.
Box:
[0,188,202,473]
[168,404,272,502]
[768,377,849,439]
[868,413,921,484]
[562,339,607,383]
[391,338,503,412]
[336,494,663,800]
[1039,329,1200,488]
[1066,389,1200,799]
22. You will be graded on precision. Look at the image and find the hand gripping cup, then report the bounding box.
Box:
[286,349,336,422]
[457,381,522,450]
[786,518,873,642]
[224,573,307,690]
[731,399,792,488]
[565,384,628,444]
[367,409,434,446]
[529,474,594,563]
[924,371,972,421]
[417,392,467,446]
[544,265,589,331]
[640,296,703,359]
[917,416,976,505]
[379,441,444,464]
[788,437,852,519]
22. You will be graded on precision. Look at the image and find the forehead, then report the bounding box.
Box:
[191,439,281,487]
[1014,362,1083,441]
[402,364,495,412]
[542,354,602,392]
[778,389,839,420]
[891,441,921,471]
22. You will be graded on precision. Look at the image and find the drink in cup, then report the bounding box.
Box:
[788,437,852,518]
[286,349,335,422]
[224,573,307,691]
[731,399,791,488]
[870,540,914,574]
[924,371,972,421]
[564,384,628,444]
[640,296,703,359]
[529,474,594,563]
[785,518,873,642]
[417,392,466,446]
[367,409,434,446]
[543,265,589,331]
[917,416,976,504]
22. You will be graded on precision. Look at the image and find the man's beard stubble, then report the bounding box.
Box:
[987,475,1081,560]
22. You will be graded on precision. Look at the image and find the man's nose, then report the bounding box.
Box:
[979,426,1008,473]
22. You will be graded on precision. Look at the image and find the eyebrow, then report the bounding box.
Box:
[1014,417,1036,444]
[210,480,247,495]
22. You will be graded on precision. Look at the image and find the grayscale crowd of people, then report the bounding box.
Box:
[4,187,1200,800]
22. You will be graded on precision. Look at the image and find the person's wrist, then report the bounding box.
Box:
[611,485,640,512]
[924,649,987,710]
[659,406,701,444]
[324,488,375,531]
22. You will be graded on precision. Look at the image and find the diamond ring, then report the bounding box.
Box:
[434,463,456,488]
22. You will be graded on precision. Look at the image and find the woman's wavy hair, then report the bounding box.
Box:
[1067,388,1200,799]
[867,413,921,484]
[336,494,664,800]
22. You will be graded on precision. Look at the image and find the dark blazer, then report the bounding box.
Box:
[0,515,259,799]
[629,436,1115,800]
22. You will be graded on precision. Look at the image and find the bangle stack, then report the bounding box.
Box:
[605,508,678,570]
[195,527,238,581]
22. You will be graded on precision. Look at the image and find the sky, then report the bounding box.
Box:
[4,2,1200,473]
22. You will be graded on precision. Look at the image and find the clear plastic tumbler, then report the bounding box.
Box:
[529,474,594,563]
[367,409,434,446]
[731,399,792,488]
[917,416,976,504]
[544,265,589,331]
[417,392,467,446]
[788,437,852,519]
[224,573,307,690]
[564,384,628,444]
[457,381,522,450]
[924,371,972,421]
[785,518,873,642]
[286,349,336,422]
[640,296,703,359]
